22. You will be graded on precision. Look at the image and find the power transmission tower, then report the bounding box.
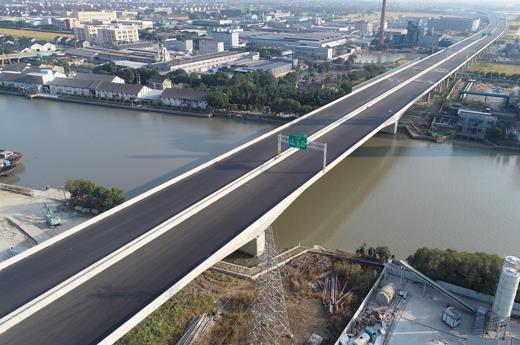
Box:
[251,227,293,344]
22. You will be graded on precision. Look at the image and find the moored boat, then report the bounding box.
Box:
[0,159,16,176]
[0,149,22,166]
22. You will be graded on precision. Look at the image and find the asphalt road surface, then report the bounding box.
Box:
[0,18,504,345]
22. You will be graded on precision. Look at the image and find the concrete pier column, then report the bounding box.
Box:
[239,231,265,257]
[381,119,398,135]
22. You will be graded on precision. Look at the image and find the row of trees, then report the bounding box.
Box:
[170,69,352,115]
[407,247,519,302]
[355,243,394,264]
[93,62,160,85]
[65,179,125,212]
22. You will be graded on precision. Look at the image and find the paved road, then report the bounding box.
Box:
[0,18,504,345]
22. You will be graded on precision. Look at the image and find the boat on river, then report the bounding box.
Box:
[0,159,16,176]
[0,149,22,166]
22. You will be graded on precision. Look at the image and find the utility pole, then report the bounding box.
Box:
[251,227,293,344]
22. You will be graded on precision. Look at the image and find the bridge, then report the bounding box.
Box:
[0,17,506,345]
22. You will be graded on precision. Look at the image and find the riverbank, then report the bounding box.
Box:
[0,184,90,261]
[0,89,290,123]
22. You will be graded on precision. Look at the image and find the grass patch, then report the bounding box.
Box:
[469,62,520,75]
[116,291,215,345]
[0,28,73,39]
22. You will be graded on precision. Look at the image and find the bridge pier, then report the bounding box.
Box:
[239,231,266,257]
[381,119,398,135]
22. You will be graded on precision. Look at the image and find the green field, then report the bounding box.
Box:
[469,62,520,75]
[0,28,73,40]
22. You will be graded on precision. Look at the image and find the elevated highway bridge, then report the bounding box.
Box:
[0,16,506,345]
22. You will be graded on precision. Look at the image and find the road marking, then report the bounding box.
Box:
[0,24,503,336]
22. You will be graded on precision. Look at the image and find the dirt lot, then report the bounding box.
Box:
[117,251,380,345]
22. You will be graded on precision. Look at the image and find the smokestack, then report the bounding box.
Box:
[379,0,387,48]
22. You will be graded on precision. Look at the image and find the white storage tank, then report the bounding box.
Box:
[352,332,370,345]
[376,283,396,305]
[492,267,520,319]
[504,256,520,270]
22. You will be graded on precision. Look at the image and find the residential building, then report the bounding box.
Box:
[95,82,151,101]
[73,72,125,84]
[73,25,140,45]
[48,78,102,96]
[456,108,497,140]
[73,25,99,42]
[161,88,210,109]
[97,25,140,45]
[146,76,172,90]
[74,11,118,23]
[52,17,81,31]
[428,16,480,32]
[198,38,225,55]
[0,72,50,92]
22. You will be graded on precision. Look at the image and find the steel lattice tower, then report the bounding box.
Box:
[251,227,293,344]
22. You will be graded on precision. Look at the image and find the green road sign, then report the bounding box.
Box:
[288,134,307,150]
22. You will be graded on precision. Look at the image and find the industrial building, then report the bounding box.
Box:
[244,31,348,60]
[151,51,255,74]
[198,38,225,55]
[230,59,294,78]
[211,29,240,49]
[456,108,497,140]
[164,39,194,52]
[428,16,481,32]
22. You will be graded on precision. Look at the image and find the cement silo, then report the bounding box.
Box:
[504,256,520,270]
[491,266,520,319]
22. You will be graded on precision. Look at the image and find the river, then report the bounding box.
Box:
[1,95,519,258]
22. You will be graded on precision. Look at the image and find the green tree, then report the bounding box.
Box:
[208,90,229,109]
[117,68,135,84]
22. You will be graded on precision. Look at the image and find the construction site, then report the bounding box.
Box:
[337,258,520,345]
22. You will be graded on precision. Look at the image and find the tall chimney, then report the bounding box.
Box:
[379,0,387,48]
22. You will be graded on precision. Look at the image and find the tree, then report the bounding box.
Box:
[65,179,125,212]
[117,68,135,84]
[407,247,515,300]
[208,90,229,109]
[340,81,352,94]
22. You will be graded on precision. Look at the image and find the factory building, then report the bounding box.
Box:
[245,31,347,60]
[428,16,480,32]
[210,29,240,49]
[151,51,256,74]
[198,38,225,55]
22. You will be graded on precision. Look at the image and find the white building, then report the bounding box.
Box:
[95,82,151,101]
[73,24,140,45]
[198,38,225,55]
[161,88,210,110]
[152,51,256,74]
[29,43,57,52]
[48,78,102,97]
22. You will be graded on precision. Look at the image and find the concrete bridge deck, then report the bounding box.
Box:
[0,17,505,345]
